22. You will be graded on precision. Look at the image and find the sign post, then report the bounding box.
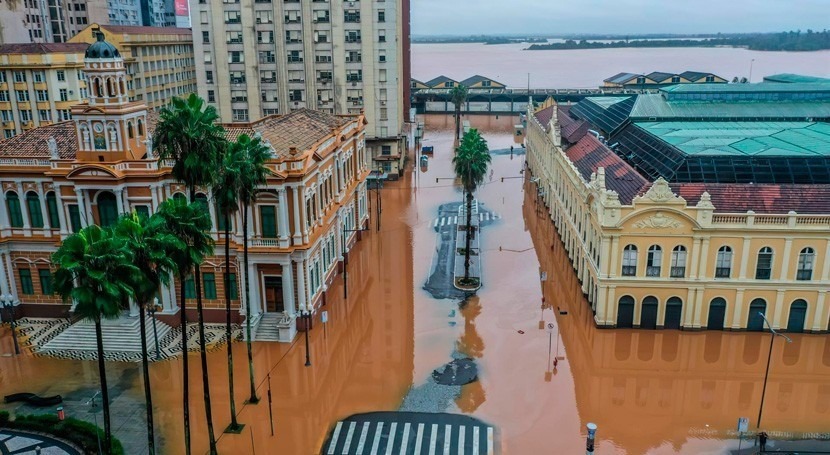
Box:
[586,422,597,454]
[737,417,749,452]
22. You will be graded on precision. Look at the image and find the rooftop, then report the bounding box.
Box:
[98,25,192,36]
[627,93,830,120]
[425,75,457,86]
[0,43,88,55]
[763,74,830,84]
[672,182,830,214]
[460,75,504,86]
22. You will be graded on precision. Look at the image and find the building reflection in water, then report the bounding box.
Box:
[524,181,830,454]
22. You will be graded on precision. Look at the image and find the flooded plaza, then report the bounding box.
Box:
[2,114,830,454]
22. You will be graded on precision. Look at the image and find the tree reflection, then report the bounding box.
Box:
[456,296,484,359]
[455,380,486,413]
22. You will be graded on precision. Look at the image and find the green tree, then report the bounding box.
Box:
[154,94,225,455]
[452,129,491,284]
[114,211,182,454]
[154,198,214,455]
[52,225,140,454]
[450,84,469,141]
[232,134,272,404]
[213,144,244,432]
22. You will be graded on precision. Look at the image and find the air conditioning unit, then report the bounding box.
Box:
[380,100,386,106]
[351,82,357,87]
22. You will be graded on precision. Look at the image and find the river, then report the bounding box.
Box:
[412,42,830,87]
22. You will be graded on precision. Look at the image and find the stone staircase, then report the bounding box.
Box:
[253,312,296,343]
[41,314,172,354]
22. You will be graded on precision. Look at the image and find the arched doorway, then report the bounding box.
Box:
[617,296,634,328]
[787,299,808,333]
[664,297,683,330]
[707,298,726,330]
[97,191,118,227]
[641,296,659,330]
[746,299,767,331]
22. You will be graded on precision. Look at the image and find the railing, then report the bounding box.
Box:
[0,158,50,166]
[249,237,279,247]
[711,215,748,224]
[755,215,787,225]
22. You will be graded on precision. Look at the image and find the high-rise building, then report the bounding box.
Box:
[190,0,411,178]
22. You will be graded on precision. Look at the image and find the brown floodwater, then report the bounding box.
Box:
[2,114,829,454]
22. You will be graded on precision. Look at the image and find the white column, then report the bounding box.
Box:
[608,236,619,278]
[128,298,139,317]
[16,183,31,236]
[277,188,290,248]
[295,258,307,310]
[738,237,751,279]
[114,188,124,215]
[248,261,261,316]
[37,187,50,232]
[236,257,246,316]
[150,185,159,212]
[336,211,344,260]
[207,190,217,234]
[689,237,702,280]
[54,187,68,236]
[316,191,323,226]
[282,261,295,316]
[0,191,10,236]
[4,251,16,298]
[772,290,785,330]
[731,288,745,329]
[0,251,10,296]
[780,237,793,281]
[697,238,710,279]
[161,277,175,312]
[292,186,302,244]
[75,188,88,227]
[812,291,826,332]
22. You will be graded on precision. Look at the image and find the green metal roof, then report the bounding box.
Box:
[589,96,630,108]
[763,74,830,84]
[635,121,830,157]
[661,82,830,94]
[629,93,830,120]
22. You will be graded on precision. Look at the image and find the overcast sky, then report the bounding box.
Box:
[411,0,830,36]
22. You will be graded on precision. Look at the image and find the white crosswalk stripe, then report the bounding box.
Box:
[328,422,344,455]
[370,422,383,455]
[398,422,409,455]
[413,423,425,454]
[342,422,357,454]
[356,422,370,454]
[326,417,494,454]
[385,423,397,455]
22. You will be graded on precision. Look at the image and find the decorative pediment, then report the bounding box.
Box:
[67,165,121,179]
[633,211,683,229]
[634,178,685,204]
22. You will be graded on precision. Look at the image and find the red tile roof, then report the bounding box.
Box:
[534,106,554,127]
[101,25,192,35]
[564,134,649,205]
[0,43,88,55]
[671,183,830,214]
[558,107,588,143]
[0,122,78,159]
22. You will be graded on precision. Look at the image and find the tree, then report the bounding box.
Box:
[154,198,214,455]
[452,129,491,284]
[213,144,244,432]
[450,84,469,142]
[232,134,272,404]
[155,93,225,455]
[114,211,182,454]
[52,225,140,454]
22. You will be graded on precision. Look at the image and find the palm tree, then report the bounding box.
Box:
[114,211,182,454]
[452,128,491,284]
[232,134,271,404]
[154,198,214,455]
[52,225,140,455]
[155,93,225,455]
[213,144,244,432]
[450,84,469,141]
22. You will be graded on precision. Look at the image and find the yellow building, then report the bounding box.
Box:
[527,90,830,333]
[603,71,728,89]
[69,24,196,110]
[0,43,90,138]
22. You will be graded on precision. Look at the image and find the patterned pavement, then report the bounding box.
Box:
[0,429,81,454]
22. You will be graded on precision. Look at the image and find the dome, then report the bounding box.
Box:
[85,30,120,59]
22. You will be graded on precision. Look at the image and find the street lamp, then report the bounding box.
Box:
[342,225,370,299]
[757,312,792,429]
[147,297,162,361]
[2,293,20,355]
[301,309,312,367]
[86,391,103,455]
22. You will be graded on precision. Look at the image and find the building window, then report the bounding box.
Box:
[344,9,360,22]
[26,192,43,228]
[184,277,195,299]
[231,90,247,102]
[230,72,246,84]
[259,51,276,63]
[19,269,34,295]
[260,205,277,238]
[232,109,249,121]
[646,245,662,277]
[39,269,53,294]
[345,30,361,43]
[46,192,60,229]
[313,9,329,22]
[96,192,118,227]
[68,204,81,232]
[224,11,241,23]
[256,10,273,23]
[226,31,243,44]
[378,29,386,42]
[203,272,217,299]
[257,31,274,44]
[287,50,303,63]
[715,246,732,278]
[670,245,686,278]
[229,51,244,63]
[289,89,303,102]
[13,71,26,83]
[206,71,214,84]
[36,90,49,101]
[227,273,238,299]
[797,247,815,280]
[56,70,65,81]
[377,10,385,22]
[284,10,301,23]
[17,91,30,102]
[6,192,23,228]
[621,244,637,276]
[755,247,773,279]
[202,31,210,43]
[207,90,215,103]
[59,89,68,101]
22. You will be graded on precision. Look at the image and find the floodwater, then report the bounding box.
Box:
[412,42,830,87]
[2,114,830,454]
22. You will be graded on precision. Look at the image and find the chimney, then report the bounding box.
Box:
[289,146,298,155]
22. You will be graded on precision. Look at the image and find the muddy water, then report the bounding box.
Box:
[2,114,829,454]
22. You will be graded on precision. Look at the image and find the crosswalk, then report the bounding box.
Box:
[433,212,500,228]
[325,415,495,455]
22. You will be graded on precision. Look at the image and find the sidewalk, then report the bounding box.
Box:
[731,438,830,454]
[0,428,81,454]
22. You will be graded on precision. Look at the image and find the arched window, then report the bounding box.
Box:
[94,78,103,97]
[797,247,815,281]
[5,191,23,227]
[127,122,134,139]
[747,298,767,331]
[137,118,144,136]
[172,192,186,203]
[617,295,635,328]
[195,193,210,227]
[46,192,60,229]
[715,246,732,278]
[25,191,43,228]
[707,297,727,330]
[646,245,662,277]
[670,245,687,278]
[787,299,808,333]
[96,191,118,227]
[622,245,637,276]
[755,247,773,280]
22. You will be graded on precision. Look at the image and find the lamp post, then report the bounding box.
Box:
[341,225,369,299]
[301,310,311,367]
[87,391,102,455]
[2,294,20,355]
[148,297,161,361]
[757,312,792,429]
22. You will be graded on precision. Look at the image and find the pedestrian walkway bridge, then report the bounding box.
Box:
[323,412,496,455]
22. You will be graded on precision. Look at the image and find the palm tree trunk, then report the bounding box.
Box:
[139,303,156,454]
[243,201,258,403]
[455,106,461,141]
[225,213,240,430]
[464,191,473,281]
[94,316,113,455]
[180,272,191,455]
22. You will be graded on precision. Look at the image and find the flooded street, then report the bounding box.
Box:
[2,114,830,454]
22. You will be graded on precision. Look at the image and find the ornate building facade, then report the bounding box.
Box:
[0,31,370,342]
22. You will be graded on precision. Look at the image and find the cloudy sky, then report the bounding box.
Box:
[411,0,830,36]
